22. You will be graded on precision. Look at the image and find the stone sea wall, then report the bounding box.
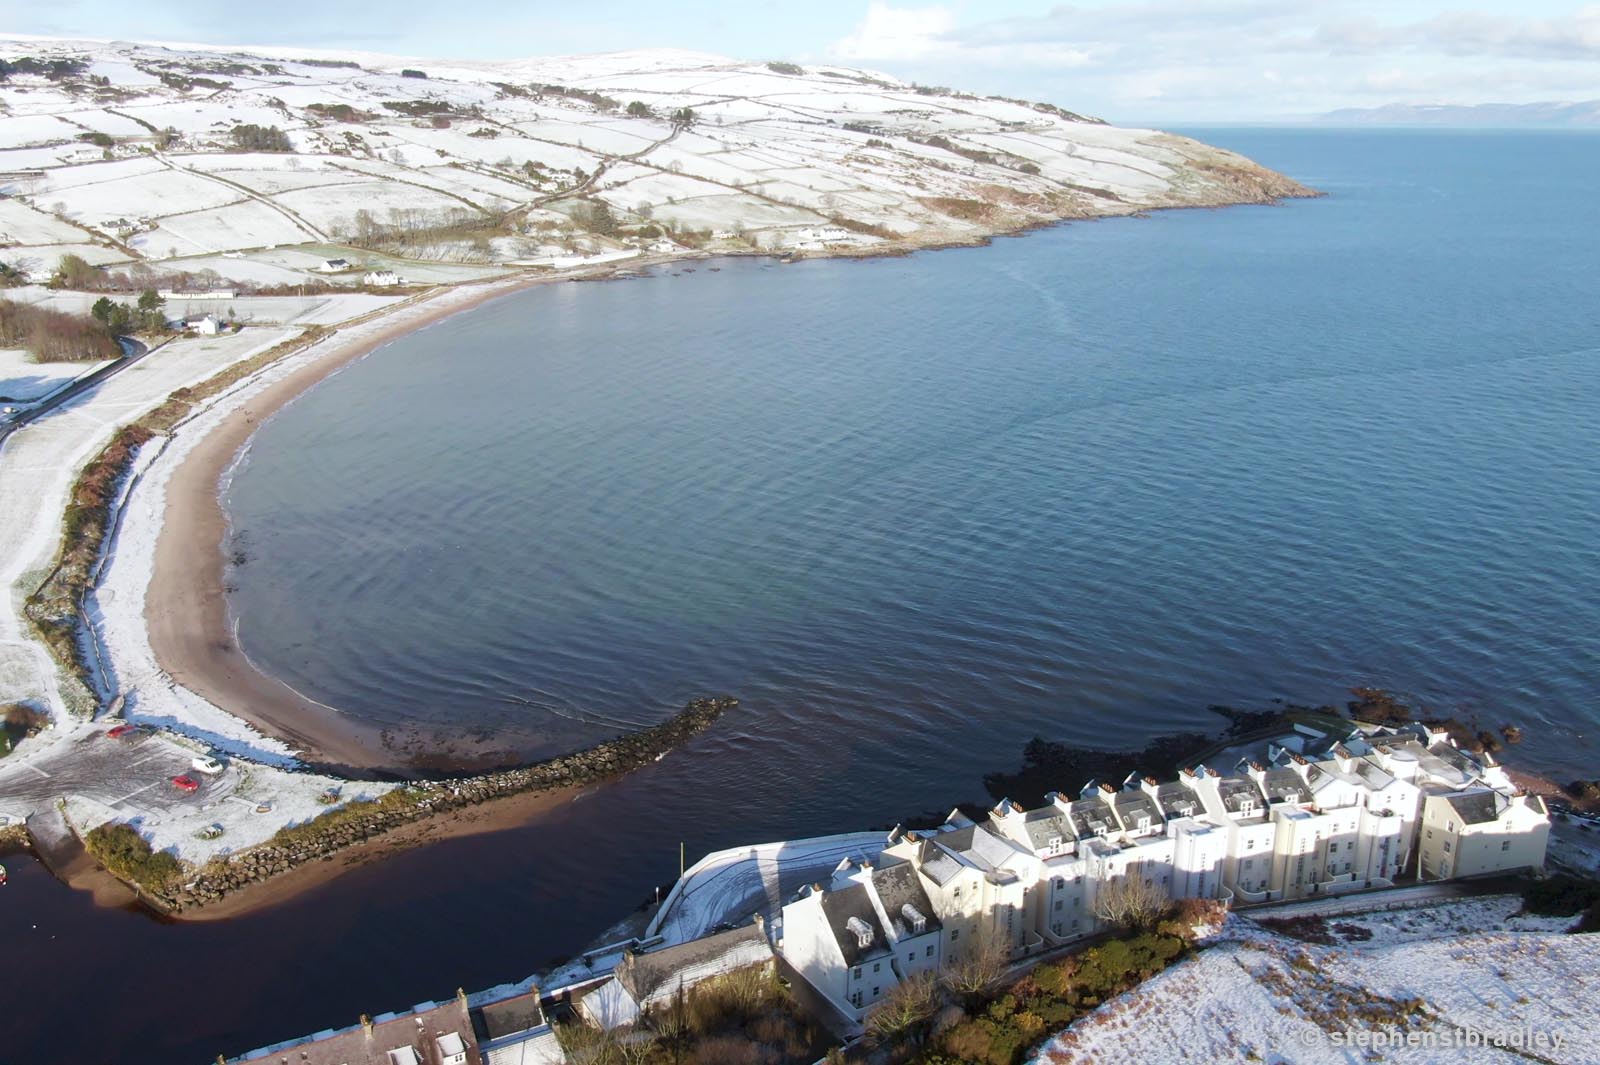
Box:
[168,697,734,911]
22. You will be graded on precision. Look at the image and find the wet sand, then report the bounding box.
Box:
[143,278,558,771]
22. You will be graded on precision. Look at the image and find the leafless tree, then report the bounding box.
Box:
[941,928,1011,1001]
[1092,876,1170,931]
[865,972,941,1045]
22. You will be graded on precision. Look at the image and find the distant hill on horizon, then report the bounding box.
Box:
[1321,101,1600,127]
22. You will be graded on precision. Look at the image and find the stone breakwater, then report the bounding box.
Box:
[165,697,735,912]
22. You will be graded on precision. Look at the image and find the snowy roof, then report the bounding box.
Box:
[915,838,964,886]
[617,922,770,1002]
[1014,807,1073,851]
[1216,776,1268,819]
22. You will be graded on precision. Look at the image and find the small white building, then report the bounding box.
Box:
[188,313,223,335]
[364,270,403,287]
[318,258,351,273]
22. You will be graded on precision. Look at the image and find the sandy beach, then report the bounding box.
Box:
[140,275,563,771]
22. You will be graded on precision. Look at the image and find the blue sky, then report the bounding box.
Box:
[5,1,1599,121]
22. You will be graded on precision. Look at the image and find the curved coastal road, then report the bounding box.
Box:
[0,336,151,454]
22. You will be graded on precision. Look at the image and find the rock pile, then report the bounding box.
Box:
[169,697,734,910]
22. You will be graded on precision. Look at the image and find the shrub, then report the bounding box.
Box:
[85,822,181,894]
[1522,875,1600,920]
[765,61,804,76]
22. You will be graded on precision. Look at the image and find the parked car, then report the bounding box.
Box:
[170,775,200,793]
[190,755,224,776]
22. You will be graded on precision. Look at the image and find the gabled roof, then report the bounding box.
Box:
[618,923,770,1002]
[818,884,890,967]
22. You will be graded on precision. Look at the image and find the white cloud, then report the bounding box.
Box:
[830,2,958,62]
[829,2,1093,68]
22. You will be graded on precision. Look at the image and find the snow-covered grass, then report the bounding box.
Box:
[1030,899,1599,1064]
[0,346,111,402]
[1,34,1306,283]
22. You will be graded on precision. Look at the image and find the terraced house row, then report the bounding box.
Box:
[776,719,1549,1022]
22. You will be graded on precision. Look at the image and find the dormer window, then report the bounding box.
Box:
[1047,835,1063,850]
[902,903,927,935]
[846,916,874,949]
[1239,800,1256,817]
[1136,816,1151,831]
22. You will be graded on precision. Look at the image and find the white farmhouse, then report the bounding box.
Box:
[188,313,223,335]
[364,270,403,287]
[317,258,351,273]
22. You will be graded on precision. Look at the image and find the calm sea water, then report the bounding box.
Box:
[6,129,1600,1065]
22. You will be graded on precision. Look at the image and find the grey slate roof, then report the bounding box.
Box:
[1260,768,1311,805]
[916,839,964,885]
[1153,781,1203,820]
[1444,790,1501,826]
[618,922,770,1001]
[1111,791,1163,832]
[872,862,942,938]
[819,883,890,967]
[1216,776,1267,818]
[1016,808,1073,851]
[474,990,547,1043]
[1068,797,1116,839]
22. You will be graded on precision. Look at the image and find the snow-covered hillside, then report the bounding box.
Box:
[1033,898,1597,1064]
[0,36,1314,284]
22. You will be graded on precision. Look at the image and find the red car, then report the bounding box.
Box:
[106,724,138,739]
[170,775,200,793]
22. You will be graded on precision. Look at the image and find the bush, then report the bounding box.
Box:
[85,822,181,894]
[766,61,804,76]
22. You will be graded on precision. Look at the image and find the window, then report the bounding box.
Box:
[1443,840,1452,853]
[926,946,934,958]
[1245,839,1255,850]
[1447,821,1457,833]
[873,987,880,996]
[950,929,960,941]
[907,954,913,963]
[1054,899,1062,911]
[1502,840,1512,852]
[873,963,881,973]
[852,967,861,979]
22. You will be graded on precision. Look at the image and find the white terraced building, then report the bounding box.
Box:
[776,719,1548,1023]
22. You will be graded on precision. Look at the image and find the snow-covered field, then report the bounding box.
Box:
[0,346,109,402]
[1031,898,1598,1064]
[0,35,1308,290]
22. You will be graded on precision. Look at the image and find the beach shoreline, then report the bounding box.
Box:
[136,271,597,770]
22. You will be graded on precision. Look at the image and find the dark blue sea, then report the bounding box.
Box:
[5,129,1599,1065]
